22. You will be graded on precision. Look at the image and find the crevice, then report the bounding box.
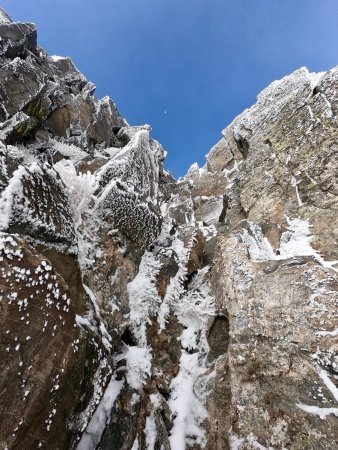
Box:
[207,315,230,362]
[219,194,229,222]
[184,270,198,289]
[120,327,137,346]
[234,134,249,159]
[312,86,320,96]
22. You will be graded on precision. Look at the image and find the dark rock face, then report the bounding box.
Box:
[0,235,86,450]
[0,8,337,450]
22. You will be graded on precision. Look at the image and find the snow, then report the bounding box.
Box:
[0,8,11,23]
[77,375,123,450]
[241,216,338,272]
[96,127,162,202]
[116,346,152,390]
[127,251,162,345]
[54,160,98,232]
[51,140,88,162]
[316,328,338,337]
[169,352,208,450]
[157,233,189,329]
[295,364,338,420]
[144,412,157,450]
[82,284,112,352]
[317,366,338,402]
[296,403,338,420]
[50,55,66,62]
[167,265,214,449]
[0,165,27,230]
[290,177,303,207]
[229,432,245,450]
[131,438,139,450]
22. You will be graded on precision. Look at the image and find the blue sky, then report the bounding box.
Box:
[2,0,338,177]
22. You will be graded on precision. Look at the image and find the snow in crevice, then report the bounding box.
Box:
[296,403,338,420]
[127,251,162,346]
[317,365,338,403]
[157,232,190,330]
[290,176,303,207]
[76,358,113,440]
[116,345,152,390]
[296,364,338,421]
[168,266,215,450]
[82,284,112,352]
[124,184,216,447]
[144,410,157,450]
[123,250,161,392]
[77,375,124,450]
[241,216,338,272]
[168,351,209,450]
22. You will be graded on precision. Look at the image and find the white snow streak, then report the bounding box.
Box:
[77,376,123,450]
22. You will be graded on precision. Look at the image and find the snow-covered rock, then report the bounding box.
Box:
[0,8,337,450]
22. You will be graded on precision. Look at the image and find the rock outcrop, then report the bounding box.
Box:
[0,9,337,450]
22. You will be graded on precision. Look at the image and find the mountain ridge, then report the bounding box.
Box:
[0,9,337,450]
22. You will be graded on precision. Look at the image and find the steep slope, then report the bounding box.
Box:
[0,9,337,450]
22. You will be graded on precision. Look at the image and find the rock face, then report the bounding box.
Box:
[0,9,337,450]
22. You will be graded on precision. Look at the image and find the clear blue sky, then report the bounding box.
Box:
[2,0,338,177]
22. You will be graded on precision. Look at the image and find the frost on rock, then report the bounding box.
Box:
[54,160,98,231]
[241,216,338,271]
[0,162,76,245]
[95,128,164,249]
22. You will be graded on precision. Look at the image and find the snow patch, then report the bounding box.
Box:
[169,352,208,450]
[116,346,152,390]
[77,375,123,450]
[241,217,338,272]
[127,251,162,345]
[144,412,157,450]
[297,403,338,420]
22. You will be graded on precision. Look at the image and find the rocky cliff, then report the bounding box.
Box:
[0,9,337,450]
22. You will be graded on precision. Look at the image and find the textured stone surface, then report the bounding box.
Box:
[0,9,337,450]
